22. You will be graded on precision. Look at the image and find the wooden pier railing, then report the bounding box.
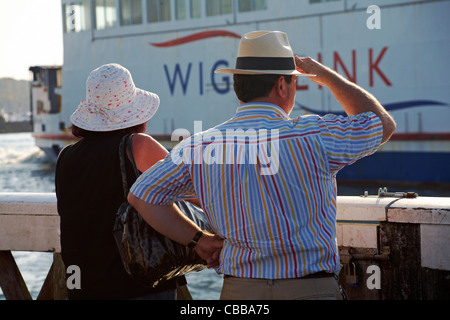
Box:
[1,192,449,300]
[0,193,65,300]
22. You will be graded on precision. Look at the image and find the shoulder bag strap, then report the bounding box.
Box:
[126,134,140,178]
[119,135,129,199]
[119,133,140,199]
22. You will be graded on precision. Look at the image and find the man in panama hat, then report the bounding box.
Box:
[128,31,396,300]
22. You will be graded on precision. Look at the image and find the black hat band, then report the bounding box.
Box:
[236,57,296,71]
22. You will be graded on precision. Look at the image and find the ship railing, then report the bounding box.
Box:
[0,192,449,300]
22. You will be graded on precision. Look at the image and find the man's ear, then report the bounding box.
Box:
[274,76,288,99]
[277,76,289,99]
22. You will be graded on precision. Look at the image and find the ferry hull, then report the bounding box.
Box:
[339,150,450,186]
[32,134,77,163]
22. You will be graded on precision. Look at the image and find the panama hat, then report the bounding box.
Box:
[215,31,314,76]
[70,63,160,132]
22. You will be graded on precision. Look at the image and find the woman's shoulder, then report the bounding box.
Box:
[131,134,169,172]
[132,133,167,151]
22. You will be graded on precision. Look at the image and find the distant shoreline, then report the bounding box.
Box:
[0,120,32,134]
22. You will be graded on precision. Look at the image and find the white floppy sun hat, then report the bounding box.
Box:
[216,30,314,76]
[70,63,160,132]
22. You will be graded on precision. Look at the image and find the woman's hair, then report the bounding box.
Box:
[233,74,293,103]
[71,123,147,138]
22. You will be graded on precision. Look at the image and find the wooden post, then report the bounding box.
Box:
[52,253,68,300]
[177,284,193,300]
[0,251,32,300]
[37,253,68,300]
[36,261,54,300]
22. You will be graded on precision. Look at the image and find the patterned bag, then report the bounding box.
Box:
[113,134,213,288]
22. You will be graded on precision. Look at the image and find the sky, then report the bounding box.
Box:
[0,0,63,80]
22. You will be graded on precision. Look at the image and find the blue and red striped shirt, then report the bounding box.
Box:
[130,103,383,278]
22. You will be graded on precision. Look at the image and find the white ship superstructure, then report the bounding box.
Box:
[31,0,450,185]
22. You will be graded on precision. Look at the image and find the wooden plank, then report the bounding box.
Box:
[0,215,61,252]
[0,251,32,300]
[0,193,60,252]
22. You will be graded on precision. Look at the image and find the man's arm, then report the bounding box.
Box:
[128,193,223,268]
[296,56,396,144]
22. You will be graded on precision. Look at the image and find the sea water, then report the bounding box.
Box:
[0,132,223,300]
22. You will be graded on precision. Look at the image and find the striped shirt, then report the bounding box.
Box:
[131,103,383,279]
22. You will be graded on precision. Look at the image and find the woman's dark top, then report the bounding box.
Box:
[55,132,184,300]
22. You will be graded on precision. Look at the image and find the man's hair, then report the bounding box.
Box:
[233,74,293,103]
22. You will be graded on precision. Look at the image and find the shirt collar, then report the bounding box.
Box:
[235,103,290,120]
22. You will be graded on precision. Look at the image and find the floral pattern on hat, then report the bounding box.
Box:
[70,63,160,132]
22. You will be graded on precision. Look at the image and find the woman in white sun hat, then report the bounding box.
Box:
[55,63,186,300]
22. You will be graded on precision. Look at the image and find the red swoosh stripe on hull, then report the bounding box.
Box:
[150,30,241,47]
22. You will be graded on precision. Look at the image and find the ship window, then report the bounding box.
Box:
[206,0,233,16]
[175,0,187,20]
[64,1,91,33]
[147,0,171,22]
[120,0,143,25]
[190,0,201,18]
[95,0,117,30]
[238,0,267,12]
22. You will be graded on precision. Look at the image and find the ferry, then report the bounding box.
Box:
[30,0,450,187]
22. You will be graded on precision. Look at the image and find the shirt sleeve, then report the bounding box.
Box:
[130,141,196,205]
[319,111,383,174]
